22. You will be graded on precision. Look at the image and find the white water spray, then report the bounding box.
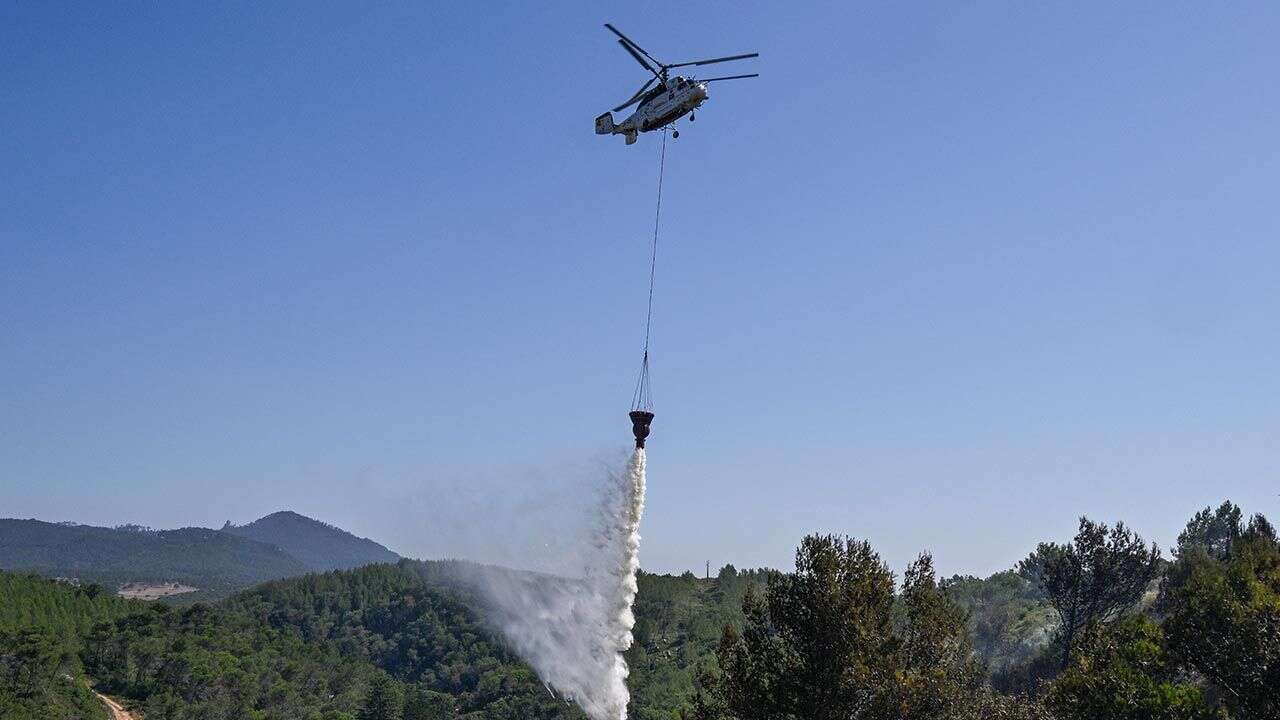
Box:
[477,449,647,719]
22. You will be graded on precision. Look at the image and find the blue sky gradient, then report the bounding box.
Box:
[3,2,1278,577]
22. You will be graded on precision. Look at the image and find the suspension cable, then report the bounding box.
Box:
[632,128,667,411]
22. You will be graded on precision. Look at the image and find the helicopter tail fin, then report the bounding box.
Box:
[595,112,615,135]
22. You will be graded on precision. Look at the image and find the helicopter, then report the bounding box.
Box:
[595,23,758,145]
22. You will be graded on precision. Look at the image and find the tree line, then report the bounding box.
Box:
[685,500,1278,720]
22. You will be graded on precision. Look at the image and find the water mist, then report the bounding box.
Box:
[477,448,647,720]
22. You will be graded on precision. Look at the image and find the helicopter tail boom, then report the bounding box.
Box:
[597,112,638,144]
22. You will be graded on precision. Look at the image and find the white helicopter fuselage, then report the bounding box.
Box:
[595,77,708,144]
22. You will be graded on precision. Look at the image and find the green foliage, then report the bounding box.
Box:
[0,572,143,720]
[1176,502,1246,561]
[943,571,1055,680]
[897,553,984,718]
[78,563,585,719]
[0,573,145,641]
[708,536,1048,720]
[402,685,455,719]
[1046,616,1221,720]
[0,629,109,720]
[361,672,402,720]
[1019,517,1161,670]
[624,567,769,720]
[750,535,900,718]
[1160,503,1280,720]
[226,563,571,713]
[83,602,376,719]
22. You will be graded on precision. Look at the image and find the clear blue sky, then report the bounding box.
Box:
[3,2,1278,578]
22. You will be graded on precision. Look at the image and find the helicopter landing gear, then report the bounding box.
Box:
[672,129,680,139]
[690,112,695,122]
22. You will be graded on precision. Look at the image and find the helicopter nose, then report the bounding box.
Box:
[695,83,709,100]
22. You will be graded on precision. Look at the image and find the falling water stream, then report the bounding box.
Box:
[477,448,647,719]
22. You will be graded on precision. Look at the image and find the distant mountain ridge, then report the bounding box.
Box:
[0,511,399,598]
[222,510,399,571]
[0,519,307,594]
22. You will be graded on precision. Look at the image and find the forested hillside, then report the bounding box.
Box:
[0,573,145,639]
[222,510,399,571]
[0,569,396,719]
[50,563,583,719]
[224,564,581,718]
[625,567,767,718]
[0,511,400,599]
[2,557,765,719]
[84,599,388,718]
[943,570,1056,678]
[0,519,309,595]
[0,573,143,720]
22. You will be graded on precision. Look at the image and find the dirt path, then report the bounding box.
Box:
[92,689,139,720]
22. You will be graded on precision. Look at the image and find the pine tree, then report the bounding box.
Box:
[1018,517,1161,669]
[402,686,453,720]
[359,673,402,720]
[1160,505,1279,719]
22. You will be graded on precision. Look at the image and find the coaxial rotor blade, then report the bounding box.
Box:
[698,73,760,82]
[613,77,657,112]
[604,24,663,67]
[612,96,643,113]
[666,52,759,69]
[617,39,659,77]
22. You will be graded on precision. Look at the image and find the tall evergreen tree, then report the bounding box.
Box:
[897,553,982,719]
[402,686,454,720]
[710,536,1048,720]
[360,672,402,720]
[1160,504,1279,720]
[1019,517,1161,669]
[716,535,899,719]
